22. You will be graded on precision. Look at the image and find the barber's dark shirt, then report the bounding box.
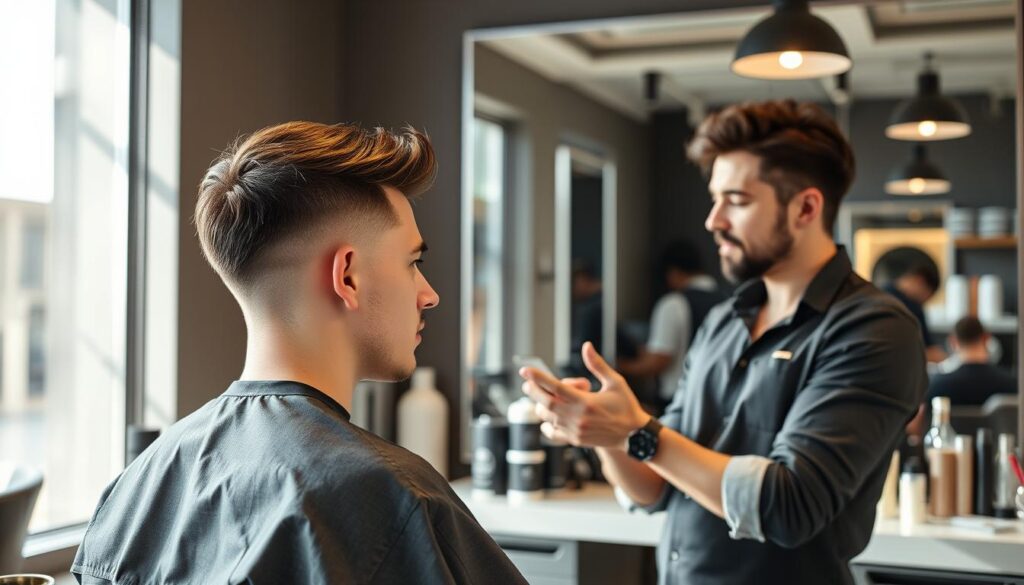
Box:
[644,248,925,585]
[72,381,526,585]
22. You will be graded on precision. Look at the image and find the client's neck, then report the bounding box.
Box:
[240,316,358,411]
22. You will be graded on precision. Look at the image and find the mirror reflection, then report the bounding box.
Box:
[463,1,1020,459]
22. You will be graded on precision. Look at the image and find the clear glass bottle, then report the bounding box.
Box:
[924,396,957,451]
[993,433,1018,518]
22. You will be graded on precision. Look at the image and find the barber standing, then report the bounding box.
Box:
[520,100,926,585]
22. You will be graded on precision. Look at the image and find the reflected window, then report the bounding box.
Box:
[470,117,507,374]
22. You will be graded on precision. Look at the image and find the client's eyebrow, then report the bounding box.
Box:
[412,241,429,255]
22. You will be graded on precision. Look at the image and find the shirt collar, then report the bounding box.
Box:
[730,246,853,318]
[224,380,353,421]
[801,246,853,314]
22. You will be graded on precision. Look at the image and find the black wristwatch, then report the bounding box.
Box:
[627,416,663,462]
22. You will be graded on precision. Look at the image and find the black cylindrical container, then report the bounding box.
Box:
[507,449,546,503]
[975,428,994,516]
[543,441,571,490]
[471,415,509,498]
[507,397,542,451]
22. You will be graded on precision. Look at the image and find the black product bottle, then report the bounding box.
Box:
[975,428,994,516]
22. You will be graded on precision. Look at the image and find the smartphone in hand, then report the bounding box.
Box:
[513,355,555,378]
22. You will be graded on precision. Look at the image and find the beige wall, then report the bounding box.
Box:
[176,0,344,417]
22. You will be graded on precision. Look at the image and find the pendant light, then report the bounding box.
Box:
[731,0,851,80]
[885,144,951,196]
[886,53,971,141]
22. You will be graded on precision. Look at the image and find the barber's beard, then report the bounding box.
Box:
[719,210,794,284]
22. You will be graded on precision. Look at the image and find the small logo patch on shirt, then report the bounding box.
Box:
[771,350,793,360]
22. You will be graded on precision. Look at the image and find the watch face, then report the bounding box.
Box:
[628,429,657,461]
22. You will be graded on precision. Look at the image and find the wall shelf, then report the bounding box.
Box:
[954,236,1017,249]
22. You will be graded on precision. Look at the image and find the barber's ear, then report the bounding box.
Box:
[332,245,359,311]
[793,188,825,228]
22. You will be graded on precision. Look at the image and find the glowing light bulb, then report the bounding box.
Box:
[917,120,938,138]
[778,51,803,70]
[908,178,926,194]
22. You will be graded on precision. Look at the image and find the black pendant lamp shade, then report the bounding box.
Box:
[885,144,951,196]
[731,0,851,80]
[886,53,970,141]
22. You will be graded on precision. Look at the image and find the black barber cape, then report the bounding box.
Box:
[72,380,526,585]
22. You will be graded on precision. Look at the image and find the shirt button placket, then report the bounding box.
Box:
[670,550,680,562]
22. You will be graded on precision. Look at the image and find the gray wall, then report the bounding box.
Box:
[341,0,760,473]
[847,95,1016,206]
[474,44,651,363]
[649,109,716,301]
[176,0,344,417]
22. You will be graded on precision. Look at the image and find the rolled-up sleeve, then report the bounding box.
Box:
[721,455,771,541]
[756,304,925,549]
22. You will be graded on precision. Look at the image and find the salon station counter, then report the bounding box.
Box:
[450,479,1024,585]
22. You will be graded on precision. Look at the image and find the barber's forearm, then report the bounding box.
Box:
[647,430,731,518]
[595,447,665,506]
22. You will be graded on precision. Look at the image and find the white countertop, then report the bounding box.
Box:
[861,517,1024,575]
[452,479,1024,575]
[452,480,663,547]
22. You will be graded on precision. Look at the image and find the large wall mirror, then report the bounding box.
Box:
[461,1,1020,460]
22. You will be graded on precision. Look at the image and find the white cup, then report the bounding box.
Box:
[978,275,1003,323]
[944,275,969,322]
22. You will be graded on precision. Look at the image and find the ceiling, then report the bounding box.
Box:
[479,0,1016,122]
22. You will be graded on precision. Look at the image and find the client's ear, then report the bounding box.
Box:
[331,245,359,311]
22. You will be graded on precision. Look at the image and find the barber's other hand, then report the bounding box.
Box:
[519,341,648,449]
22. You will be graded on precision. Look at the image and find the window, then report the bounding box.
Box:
[20,220,46,290]
[0,0,133,532]
[469,117,507,375]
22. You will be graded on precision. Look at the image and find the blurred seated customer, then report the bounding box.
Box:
[928,315,1017,405]
[883,263,946,363]
[618,239,724,410]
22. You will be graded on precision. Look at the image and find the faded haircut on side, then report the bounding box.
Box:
[195,121,436,290]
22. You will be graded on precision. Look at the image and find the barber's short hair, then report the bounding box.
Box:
[903,263,941,293]
[954,316,986,345]
[687,99,854,233]
[195,121,436,286]
[662,239,703,275]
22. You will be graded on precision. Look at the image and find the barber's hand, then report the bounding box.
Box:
[519,341,648,449]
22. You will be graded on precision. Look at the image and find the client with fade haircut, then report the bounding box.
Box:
[72,122,526,585]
